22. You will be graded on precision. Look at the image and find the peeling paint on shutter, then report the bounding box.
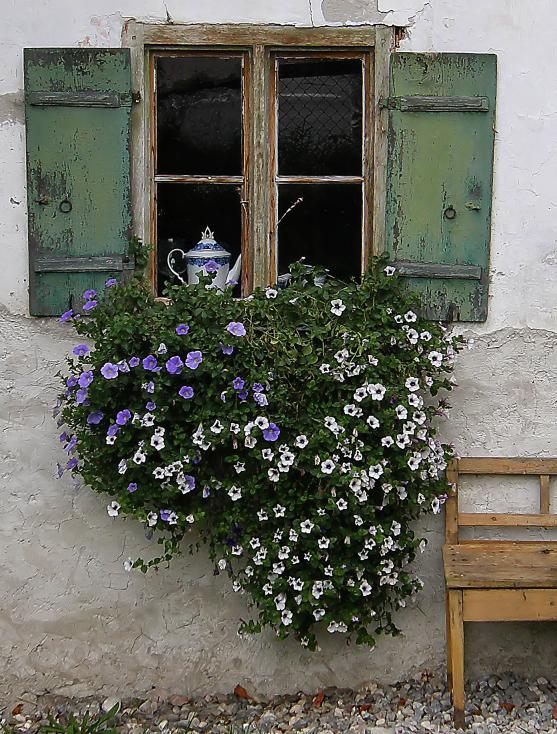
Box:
[24,48,132,316]
[385,53,497,322]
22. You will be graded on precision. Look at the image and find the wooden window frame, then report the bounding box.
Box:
[122,22,394,293]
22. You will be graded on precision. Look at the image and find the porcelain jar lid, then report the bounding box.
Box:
[185,227,230,260]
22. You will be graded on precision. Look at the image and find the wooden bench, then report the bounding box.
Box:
[443,458,557,728]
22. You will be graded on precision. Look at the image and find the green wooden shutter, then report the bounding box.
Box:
[385,53,496,322]
[24,48,133,316]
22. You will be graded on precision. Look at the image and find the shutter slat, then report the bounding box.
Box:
[24,48,132,316]
[385,53,497,322]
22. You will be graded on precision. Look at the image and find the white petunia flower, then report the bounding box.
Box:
[133,450,146,464]
[318,537,330,549]
[231,545,243,556]
[255,416,269,430]
[321,459,336,474]
[360,580,372,596]
[353,387,368,403]
[381,436,394,447]
[300,519,314,534]
[228,486,242,501]
[395,405,408,420]
[268,467,280,482]
[368,383,386,401]
[366,415,380,429]
[257,509,269,521]
[396,433,411,449]
[107,501,120,517]
[245,435,257,448]
[151,434,165,451]
[123,558,134,572]
[210,420,224,434]
[295,434,308,448]
[289,529,298,542]
[147,511,158,527]
[330,299,346,316]
[234,461,246,474]
[405,377,420,392]
[274,504,286,518]
[334,348,349,364]
[420,330,432,341]
[265,287,278,299]
[384,265,396,276]
[344,403,362,417]
[117,459,127,475]
[274,592,287,611]
[218,558,227,570]
[404,310,417,323]
[278,545,290,560]
[369,464,384,479]
[273,561,285,575]
[230,422,241,434]
[312,582,324,599]
[313,607,326,620]
[262,448,274,461]
[428,350,444,367]
[263,583,273,595]
[319,363,331,374]
[391,520,401,536]
[408,393,422,408]
[336,498,348,511]
[106,436,116,445]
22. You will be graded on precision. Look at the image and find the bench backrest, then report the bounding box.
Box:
[446,458,557,543]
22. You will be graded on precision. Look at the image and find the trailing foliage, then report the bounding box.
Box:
[56,256,463,650]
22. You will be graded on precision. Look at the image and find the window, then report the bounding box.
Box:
[24,33,495,321]
[145,27,384,295]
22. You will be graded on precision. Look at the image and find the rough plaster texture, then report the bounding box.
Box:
[1,0,557,702]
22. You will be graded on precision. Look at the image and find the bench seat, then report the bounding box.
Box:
[443,542,557,588]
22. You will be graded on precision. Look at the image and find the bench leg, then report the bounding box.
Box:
[447,590,465,728]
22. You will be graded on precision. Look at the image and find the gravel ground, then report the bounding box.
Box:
[2,672,556,734]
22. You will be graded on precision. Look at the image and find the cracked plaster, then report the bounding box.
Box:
[1,0,557,701]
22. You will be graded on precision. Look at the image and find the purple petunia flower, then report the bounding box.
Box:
[117,360,130,373]
[75,388,88,405]
[65,435,78,454]
[127,482,138,493]
[100,362,119,380]
[87,410,104,425]
[73,344,90,357]
[59,432,69,443]
[220,344,234,355]
[129,357,140,367]
[160,509,172,522]
[184,475,196,491]
[233,377,245,390]
[66,457,79,471]
[237,389,249,401]
[78,370,94,389]
[205,259,219,273]
[263,422,280,442]
[116,409,132,426]
[176,324,190,335]
[185,351,203,370]
[59,309,74,323]
[220,391,227,402]
[146,401,156,411]
[105,278,118,288]
[107,424,120,437]
[226,321,246,337]
[145,381,155,394]
[66,376,78,388]
[56,463,65,478]
[252,383,264,393]
[83,300,97,312]
[83,289,97,301]
[142,354,158,371]
[254,392,268,407]
[179,385,194,400]
[166,355,184,375]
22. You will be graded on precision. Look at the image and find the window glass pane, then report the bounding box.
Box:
[157,56,243,175]
[277,58,363,176]
[157,183,242,294]
[277,184,361,282]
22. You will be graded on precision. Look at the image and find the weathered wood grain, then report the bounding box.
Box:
[463,589,557,622]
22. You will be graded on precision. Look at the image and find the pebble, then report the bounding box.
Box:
[2,672,556,734]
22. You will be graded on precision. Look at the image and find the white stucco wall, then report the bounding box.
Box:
[1,0,556,701]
